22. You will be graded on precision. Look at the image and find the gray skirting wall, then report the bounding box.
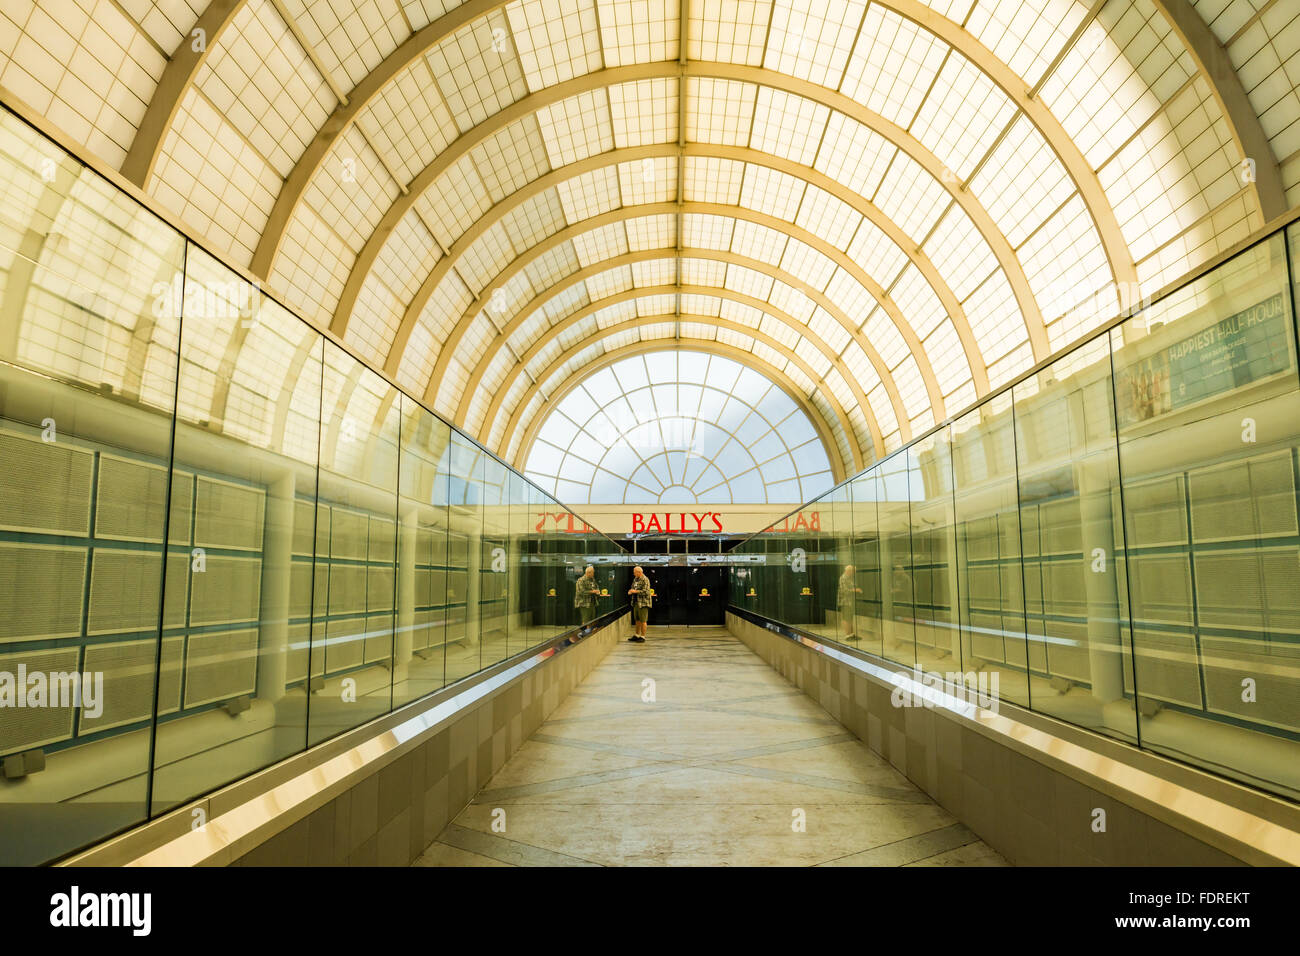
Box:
[231,619,628,866]
[726,611,1300,867]
[64,615,629,868]
[231,618,628,866]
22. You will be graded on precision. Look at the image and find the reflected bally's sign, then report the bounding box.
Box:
[534,512,595,533]
[761,511,821,533]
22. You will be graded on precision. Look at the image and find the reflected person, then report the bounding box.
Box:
[838,564,861,642]
[575,564,600,625]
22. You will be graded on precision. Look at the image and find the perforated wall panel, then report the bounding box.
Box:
[87,548,160,635]
[0,646,80,753]
[81,635,183,733]
[367,566,394,612]
[1041,558,1085,616]
[368,516,395,561]
[1124,629,1203,708]
[328,563,365,616]
[363,614,393,665]
[1128,553,1194,627]
[1124,474,1188,546]
[189,555,261,626]
[1251,453,1297,537]
[96,454,168,542]
[0,430,92,536]
[330,508,368,560]
[1196,551,1265,630]
[183,628,258,708]
[1202,635,1300,733]
[325,617,365,672]
[195,476,265,550]
[0,543,86,641]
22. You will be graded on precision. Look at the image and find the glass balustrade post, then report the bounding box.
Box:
[395,506,417,685]
[1076,460,1126,705]
[255,469,295,706]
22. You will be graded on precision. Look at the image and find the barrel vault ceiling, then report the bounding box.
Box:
[2,0,1298,480]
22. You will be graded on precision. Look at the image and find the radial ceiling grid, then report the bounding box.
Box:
[4,0,1293,481]
[522,349,838,504]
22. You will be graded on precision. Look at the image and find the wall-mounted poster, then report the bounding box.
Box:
[1116,292,1290,426]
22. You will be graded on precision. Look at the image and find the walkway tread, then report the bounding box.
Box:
[413,626,1008,867]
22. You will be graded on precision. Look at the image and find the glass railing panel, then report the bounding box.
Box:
[479,455,510,669]
[566,507,597,635]
[1114,229,1300,798]
[757,531,782,624]
[532,486,558,635]
[0,105,626,863]
[806,488,840,642]
[735,537,760,617]
[0,115,185,864]
[533,486,557,637]
[306,344,400,746]
[951,392,1030,707]
[908,427,958,676]
[150,245,322,813]
[848,466,884,658]
[505,471,529,655]
[1013,335,1137,743]
[877,448,915,668]
[444,431,484,684]
[722,223,1300,802]
[395,393,451,710]
[826,482,857,645]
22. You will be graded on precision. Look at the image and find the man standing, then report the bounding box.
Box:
[575,565,600,625]
[838,564,861,642]
[627,565,651,643]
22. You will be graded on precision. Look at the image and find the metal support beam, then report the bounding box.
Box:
[477,283,882,462]
[121,0,246,188]
[1152,0,1287,220]
[409,198,946,424]
[455,246,909,445]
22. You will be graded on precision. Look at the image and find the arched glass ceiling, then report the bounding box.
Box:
[523,350,834,504]
[6,0,1298,479]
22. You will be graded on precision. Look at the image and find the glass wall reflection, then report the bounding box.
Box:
[730,224,1300,804]
[0,106,623,866]
[0,112,185,863]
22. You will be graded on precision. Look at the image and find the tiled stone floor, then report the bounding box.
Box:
[414,626,1008,867]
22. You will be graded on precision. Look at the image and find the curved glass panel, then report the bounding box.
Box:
[0,107,624,866]
[524,350,834,504]
[731,225,1300,804]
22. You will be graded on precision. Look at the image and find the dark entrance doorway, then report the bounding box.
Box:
[644,563,727,626]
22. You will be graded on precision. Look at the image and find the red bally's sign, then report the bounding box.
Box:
[534,512,595,533]
[761,511,821,533]
[631,512,724,534]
